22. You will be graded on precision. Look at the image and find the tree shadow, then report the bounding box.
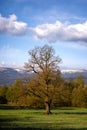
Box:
[56,107,76,110]
[0,128,87,130]
[53,111,87,115]
[0,118,87,130]
[0,105,30,110]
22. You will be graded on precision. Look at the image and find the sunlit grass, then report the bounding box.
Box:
[0,107,87,129]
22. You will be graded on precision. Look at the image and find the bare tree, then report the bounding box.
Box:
[25,44,62,114]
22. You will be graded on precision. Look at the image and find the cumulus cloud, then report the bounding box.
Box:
[0,14,27,35]
[31,20,87,43]
[1,14,87,44]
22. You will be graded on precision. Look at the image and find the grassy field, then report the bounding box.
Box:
[0,107,87,130]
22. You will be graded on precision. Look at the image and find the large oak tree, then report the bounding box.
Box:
[25,44,62,114]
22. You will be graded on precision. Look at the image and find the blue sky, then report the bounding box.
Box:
[0,0,87,69]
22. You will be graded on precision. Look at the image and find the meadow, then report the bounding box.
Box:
[0,107,87,130]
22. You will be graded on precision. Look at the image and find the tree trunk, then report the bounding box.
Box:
[45,102,52,114]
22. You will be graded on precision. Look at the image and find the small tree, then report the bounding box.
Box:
[75,75,84,87]
[0,85,8,104]
[6,80,27,105]
[25,44,62,114]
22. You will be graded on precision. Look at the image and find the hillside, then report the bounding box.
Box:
[61,69,87,83]
[0,67,87,86]
[0,67,30,86]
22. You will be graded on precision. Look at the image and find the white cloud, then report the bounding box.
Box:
[0,61,23,68]
[1,14,87,45]
[0,14,28,35]
[31,20,87,43]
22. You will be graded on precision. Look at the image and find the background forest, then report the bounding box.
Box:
[0,75,87,108]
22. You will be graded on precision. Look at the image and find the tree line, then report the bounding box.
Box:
[0,76,87,107]
[0,45,87,114]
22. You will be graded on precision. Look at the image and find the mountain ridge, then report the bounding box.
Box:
[0,67,87,86]
[0,67,30,86]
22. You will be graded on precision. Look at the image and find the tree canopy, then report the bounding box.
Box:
[25,44,62,114]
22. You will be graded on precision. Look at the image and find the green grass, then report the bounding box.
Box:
[0,107,87,129]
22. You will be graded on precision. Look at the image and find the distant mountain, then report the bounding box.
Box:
[61,69,87,83]
[0,67,87,86]
[0,67,31,86]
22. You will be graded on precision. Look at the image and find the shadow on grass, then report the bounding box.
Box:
[0,105,44,111]
[0,118,18,122]
[53,111,87,115]
[52,107,87,115]
[0,118,87,130]
[56,107,75,110]
[0,128,87,130]
[0,105,31,110]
